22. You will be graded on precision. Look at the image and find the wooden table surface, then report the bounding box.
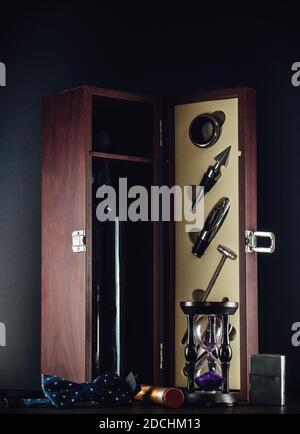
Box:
[0,395,299,414]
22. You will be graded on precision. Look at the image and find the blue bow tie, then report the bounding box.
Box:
[23,372,139,408]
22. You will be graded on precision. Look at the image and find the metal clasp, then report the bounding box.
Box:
[245,230,275,254]
[72,230,86,253]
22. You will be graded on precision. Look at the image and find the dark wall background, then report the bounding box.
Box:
[0,2,299,390]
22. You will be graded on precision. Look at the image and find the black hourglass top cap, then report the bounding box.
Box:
[180,301,238,316]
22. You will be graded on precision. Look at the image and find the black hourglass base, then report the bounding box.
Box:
[185,390,237,407]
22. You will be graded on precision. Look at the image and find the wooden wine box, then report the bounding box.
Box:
[41,85,272,400]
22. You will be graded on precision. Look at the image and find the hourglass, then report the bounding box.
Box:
[194,314,223,391]
[180,301,238,407]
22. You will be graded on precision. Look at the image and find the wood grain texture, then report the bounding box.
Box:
[89,151,154,164]
[237,87,258,401]
[53,85,155,103]
[152,98,161,384]
[41,87,89,382]
[164,103,175,387]
[42,85,161,384]
[167,87,258,401]
[86,85,155,103]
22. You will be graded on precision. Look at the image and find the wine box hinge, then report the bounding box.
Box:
[72,229,86,253]
[160,342,164,369]
[159,120,163,147]
[245,230,275,254]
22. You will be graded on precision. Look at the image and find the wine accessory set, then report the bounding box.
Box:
[38,86,278,410]
[179,111,275,407]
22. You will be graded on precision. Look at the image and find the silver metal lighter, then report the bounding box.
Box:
[250,354,285,406]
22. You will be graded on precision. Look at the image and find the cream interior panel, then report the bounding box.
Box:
[175,98,241,390]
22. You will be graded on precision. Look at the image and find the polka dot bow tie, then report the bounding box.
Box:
[23,371,140,408]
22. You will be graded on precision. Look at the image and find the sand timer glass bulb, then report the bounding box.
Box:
[194,314,223,347]
[194,315,223,391]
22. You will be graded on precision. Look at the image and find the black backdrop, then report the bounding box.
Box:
[0,2,299,391]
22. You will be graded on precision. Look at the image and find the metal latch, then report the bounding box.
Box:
[245,230,275,254]
[72,230,86,253]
